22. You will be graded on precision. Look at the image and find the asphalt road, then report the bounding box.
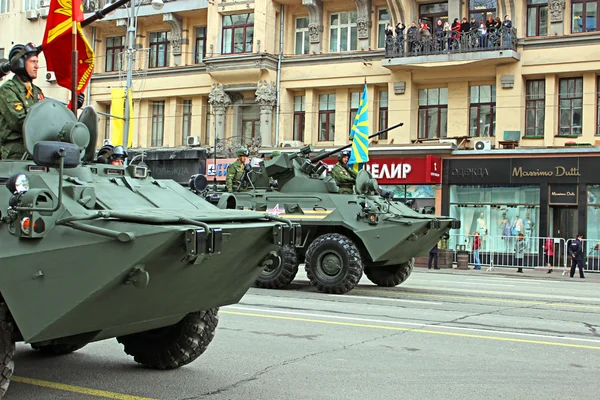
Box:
[6,268,600,400]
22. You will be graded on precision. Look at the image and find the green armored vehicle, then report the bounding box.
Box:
[191,123,460,295]
[0,100,299,397]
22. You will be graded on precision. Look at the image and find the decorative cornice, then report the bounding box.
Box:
[203,53,279,73]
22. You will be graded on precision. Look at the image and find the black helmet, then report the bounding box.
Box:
[9,43,39,81]
[95,144,114,163]
[111,146,128,159]
[338,150,351,161]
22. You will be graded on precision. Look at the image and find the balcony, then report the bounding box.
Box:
[382,28,520,71]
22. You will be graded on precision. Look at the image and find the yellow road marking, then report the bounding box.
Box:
[222,311,600,350]
[352,289,600,310]
[11,376,156,400]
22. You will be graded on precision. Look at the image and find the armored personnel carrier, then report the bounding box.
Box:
[191,123,460,295]
[0,100,299,397]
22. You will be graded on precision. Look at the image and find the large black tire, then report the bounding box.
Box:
[255,245,299,289]
[364,259,414,287]
[116,308,218,370]
[0,303,15,398]
[30,342,87,355]
[305,233,364,294]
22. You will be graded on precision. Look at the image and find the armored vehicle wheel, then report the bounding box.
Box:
[0,303,15,398]
[255,245,299,289]
[305,233,364,294]
[116,308,218,370]
[364,259,414,287]
[30,342,87,355]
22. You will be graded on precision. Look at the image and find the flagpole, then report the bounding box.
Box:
[70,20,78,116]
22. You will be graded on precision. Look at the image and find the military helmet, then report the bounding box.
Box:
[112,145,128,159]
[338,150,351,161]
[95,144,115,163]
[270,150,281,158]
[9,43,39,79]
[235,147,249,157]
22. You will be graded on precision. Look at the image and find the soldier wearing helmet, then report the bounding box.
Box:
[331,150,357,194]
[95,144,128,166]
[226,147,249,192]
[269,150,281,159]
[0,43,44,160]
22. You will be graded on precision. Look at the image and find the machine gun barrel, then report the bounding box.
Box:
[308,122,404,164]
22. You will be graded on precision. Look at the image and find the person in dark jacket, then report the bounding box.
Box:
[502,15,513,47]
[568,234,585,278]
[395,22,406,56]
[406,21,418,53]
[428,242,439,269]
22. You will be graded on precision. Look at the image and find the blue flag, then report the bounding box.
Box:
[348,83,369,172]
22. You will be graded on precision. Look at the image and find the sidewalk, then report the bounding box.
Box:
[418,265,600,282]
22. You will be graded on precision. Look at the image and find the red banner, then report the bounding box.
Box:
[364,155,442,184]
[42,0,94,97]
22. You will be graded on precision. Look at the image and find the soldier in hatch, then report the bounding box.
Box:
[331,150,357,194]
[226,147,249,192]
[95,144,128,166]
[268,150,281,188]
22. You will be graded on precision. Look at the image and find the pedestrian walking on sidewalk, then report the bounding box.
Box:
[515,233,526,273]
[428,242,439,269]
[472,231,481,270]
[568,234,585,279]
[544,237,554,273]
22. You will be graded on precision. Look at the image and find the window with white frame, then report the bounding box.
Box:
[329,12,358,52]
[295,17,310,55]
[23,0,37,11]
[0,0,9,13]
[377,9,390,49]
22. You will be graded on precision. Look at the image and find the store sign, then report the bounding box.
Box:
[364,155,442,184]
[549,184,578,205]
[445,159,511,184]
[511,158,580,184]
[205,158,237,181]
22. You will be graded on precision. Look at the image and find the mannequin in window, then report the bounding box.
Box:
[524,212,535,250]
[477,212,488,249]
[499,211,511,252]
[512,214,524,236]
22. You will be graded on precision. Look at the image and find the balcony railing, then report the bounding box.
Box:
[385,27,517,58]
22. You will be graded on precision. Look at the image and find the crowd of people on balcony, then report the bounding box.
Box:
[385,15,514,57]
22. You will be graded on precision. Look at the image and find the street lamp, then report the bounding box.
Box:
[122,0,164,153]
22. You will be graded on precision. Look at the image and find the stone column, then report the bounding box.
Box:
[355,0,372,51]
[303,0,323,54]
[447,0,460,28]
[208,83,232,141]
[164,13,184,66]
[256,80,277,147]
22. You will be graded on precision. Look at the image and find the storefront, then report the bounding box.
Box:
[442,155,600,255]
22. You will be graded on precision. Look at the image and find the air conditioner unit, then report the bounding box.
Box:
[282,140,303,147]
[26,10,39,21]
[439,138,457,146]
[40,7,49,18]
[187,136,201,146]
[45,72,56,83]
[474,139,492,151]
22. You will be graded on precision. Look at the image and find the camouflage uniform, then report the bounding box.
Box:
[332,161,357,194]
[0,75,44,160]
[226,159,245,192]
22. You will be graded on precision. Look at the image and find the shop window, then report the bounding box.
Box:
[329,12,358,52]
[525,80,545,136]
[182,99,192,143]
[527,0,548,36]
[149,31,170,68]
[377,9,390,49]
[319,94,336,141]
[449,185,540,254]
[378,90,388,139]
[105,36,124,72]
[295,17,310,55]
[587,185,600,270]
[222,13,254,54]
[418,88,448,139]
[378,184,436,212]
[469,85,496,137]
[293,95,305,142]
[151,101,165,147]
[195,27,207,63]
[469,0,496,25]
[572,0,598,33]
[558,77,583,136]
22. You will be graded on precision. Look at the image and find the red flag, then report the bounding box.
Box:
[42,0,94,97]
[72,0,84,23]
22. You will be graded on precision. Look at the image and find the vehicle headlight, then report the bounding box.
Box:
[6,173,29,194]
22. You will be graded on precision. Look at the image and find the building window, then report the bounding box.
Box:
[418,88,448,139]
[243,119,259,141]
[379,90,389,139]
[182,99,192,143]
[24,0,36,11]
[349,92,360,129]
[151,101,165,147]
[105,36,124,72]
[597,76,600,135]
[319,94,336,141]
[527,0,548,36]
[295,17,310,55]
[293,95,305,142]
[104,104,111,141]
[377,9,390,49]
[419,2,448,29]
[572,0,598,33]
[469,85,496,137]
[587,186,600,247]
[329,12,358,52]
[558,77,583,135]
[525,80,545,136]
[205,98,211,145]
[469,0,497,24]
[195,27,206,63]
[149,31,170,68]
[0,0,9,13]
[222,13,254,54]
